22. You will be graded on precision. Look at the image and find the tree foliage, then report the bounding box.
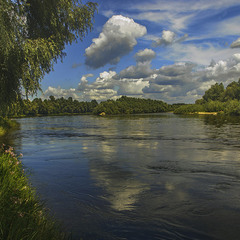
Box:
[6,96,98,117]
[173,104,205,114]
[5,96,170,117]
[174,79,240,115]
[201,79,240,103]
[0,0,97,111]
[222,80,240,101]
[93,96,169,115]
[202,83,225,102]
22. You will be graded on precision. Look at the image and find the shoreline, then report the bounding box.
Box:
[195,112,218,115]
[0,146,68,240]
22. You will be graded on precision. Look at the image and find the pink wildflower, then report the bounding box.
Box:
[10,152,15,157]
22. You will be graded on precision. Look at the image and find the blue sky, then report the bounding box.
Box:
[40,0,240,103]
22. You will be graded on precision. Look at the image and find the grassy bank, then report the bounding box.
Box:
[0,117,19,136]
[0,145,68,240]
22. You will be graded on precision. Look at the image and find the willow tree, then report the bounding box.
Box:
[0,0,97,112]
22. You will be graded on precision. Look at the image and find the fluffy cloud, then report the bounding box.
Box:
[135,48,156,63]
[117,49,155,79]
[78,74,94,91]
[118,79,149,95]
[85,15,147,69]
[157,62,195,77]
[117,62,153,79]
[77,71,119,101]
[205,53,240,81]
[143,62,200,101]
[153,30,175,46]
[152,30,188,47]
[230,38,240,48]
[78,71,117,92]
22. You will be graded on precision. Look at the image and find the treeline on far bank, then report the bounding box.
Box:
[92,96,169,115]
[174,79,240,116]
[4,95,170,118]
[4,96,98,117]
[5,79,240,118]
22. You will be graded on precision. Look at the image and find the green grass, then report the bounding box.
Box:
[0,117,19,136]
[0,145,68,240]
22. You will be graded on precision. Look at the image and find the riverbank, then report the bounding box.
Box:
[0,117,19,136]
[0,145,68,240]
[196,112,218,115]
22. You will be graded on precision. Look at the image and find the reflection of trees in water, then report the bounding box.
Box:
[177,114,240,127]
[203,115,240,127]
[201,115,240,144]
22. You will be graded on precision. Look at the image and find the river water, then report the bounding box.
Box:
[2,113,240,239]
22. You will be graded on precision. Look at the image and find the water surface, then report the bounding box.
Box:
[3,113,240,239]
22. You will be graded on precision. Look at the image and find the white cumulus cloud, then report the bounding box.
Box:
[135,48,156,63]
[118,79,149,95]
[117,48,156,79]
[78,74,94,91]
[85,15,147,69]
[152,30,188,47]
[154,30,176,46]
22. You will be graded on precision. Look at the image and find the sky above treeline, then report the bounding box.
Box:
[40,0,240,103]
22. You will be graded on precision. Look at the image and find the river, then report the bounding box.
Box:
[2,113,240,239]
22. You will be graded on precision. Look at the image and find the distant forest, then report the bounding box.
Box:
[4,79,240,117]
[5,96,170,117]
[92,96,169,115]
